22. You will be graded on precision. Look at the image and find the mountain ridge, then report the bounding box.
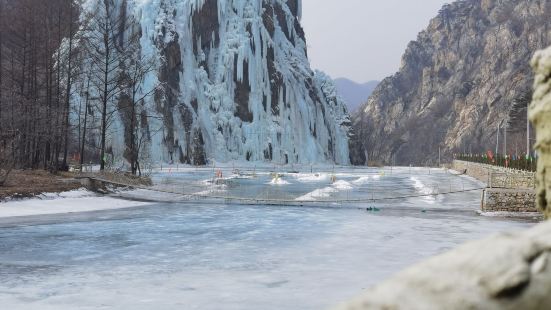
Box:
[351,0,551,165]
[334,78,379,113]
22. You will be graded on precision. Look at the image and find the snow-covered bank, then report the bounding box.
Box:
[0,189,152,218]
[476,210,543,219]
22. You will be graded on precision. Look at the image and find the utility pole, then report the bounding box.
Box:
[438,146,441,168]
[503,120,507,156]
[496,122,500,156]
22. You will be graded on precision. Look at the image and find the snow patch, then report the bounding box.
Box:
[269,178,290,185]
[0,193,152,218]
[476,211,543,218]
[333,180,353,190]
[296,179,352,201]
[352,176,370,185]
[296,187,337,201]
[294,173,330,182]
[40,189,97,200]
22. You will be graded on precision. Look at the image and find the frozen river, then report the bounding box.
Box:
[0,167,537,309]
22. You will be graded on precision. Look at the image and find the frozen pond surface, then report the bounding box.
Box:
[0,167,536,309]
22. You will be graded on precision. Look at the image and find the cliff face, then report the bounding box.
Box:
[352,0,551,165]
[78,0,351,165]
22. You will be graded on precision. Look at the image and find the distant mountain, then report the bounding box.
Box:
[335,78,379,112]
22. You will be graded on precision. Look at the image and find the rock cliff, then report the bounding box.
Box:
[352,0,551,165]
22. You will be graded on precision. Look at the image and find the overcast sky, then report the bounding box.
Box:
[301,0,449,83]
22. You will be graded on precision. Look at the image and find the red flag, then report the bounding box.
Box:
[487,150,494,161]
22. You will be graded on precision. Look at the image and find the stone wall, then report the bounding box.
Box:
[482,188,538,213]
[453,160,537,213]
[453,160,536,189]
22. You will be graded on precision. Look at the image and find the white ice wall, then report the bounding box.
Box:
[76,0,351,166]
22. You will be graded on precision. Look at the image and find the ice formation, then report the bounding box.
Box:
[76,0,351,166]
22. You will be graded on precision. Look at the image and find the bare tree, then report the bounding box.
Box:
[61,2,76,169]
[78,65,93,170]
[81,0,131,171]
[0,0,4,134]
[119,51,157,175]
[2,0,156,175]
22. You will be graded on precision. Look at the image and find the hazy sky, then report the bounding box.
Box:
[301,0,449,83]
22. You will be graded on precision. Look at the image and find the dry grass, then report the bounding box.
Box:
[90,172,153,187]
[0,169,153,201]
[367,160,385,168]
[0,170,82,200]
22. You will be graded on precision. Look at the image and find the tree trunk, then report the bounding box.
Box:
[62,4,74,169]
[52,8,63,173]
[0,165,12,187]
[0,1,3,134]
[80,76,91,170]
[100,18,111,171]
[130,87,137,175]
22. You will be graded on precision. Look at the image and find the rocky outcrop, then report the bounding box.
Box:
[530,46,551,219]
[77,0,351,166]
[352,0,551,165]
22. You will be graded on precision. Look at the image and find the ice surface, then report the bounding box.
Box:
[0,167,537,310]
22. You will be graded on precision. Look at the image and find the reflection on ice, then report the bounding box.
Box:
[410,176,438,203]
